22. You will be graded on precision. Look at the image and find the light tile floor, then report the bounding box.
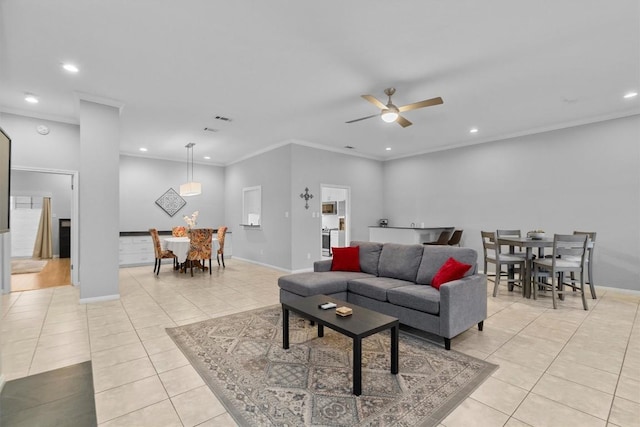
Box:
[1,259,639,426]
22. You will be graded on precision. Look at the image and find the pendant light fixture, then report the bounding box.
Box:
[179,142,202,196]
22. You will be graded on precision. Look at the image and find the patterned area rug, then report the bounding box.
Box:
[167,305,496,427]
[11,259,48,274]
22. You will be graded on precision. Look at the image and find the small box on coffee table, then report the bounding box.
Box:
[336,306,353,317]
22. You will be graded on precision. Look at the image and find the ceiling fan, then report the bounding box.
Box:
[346,88,443,128]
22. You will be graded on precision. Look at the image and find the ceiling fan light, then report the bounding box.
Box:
[381,110,398,123]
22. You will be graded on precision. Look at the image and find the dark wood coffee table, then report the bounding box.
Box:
[282,294,399,396]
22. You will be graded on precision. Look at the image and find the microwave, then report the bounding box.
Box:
[322,202,337,215]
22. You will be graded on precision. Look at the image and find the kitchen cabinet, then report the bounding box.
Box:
[337,200,346,216]
[119,232,233,267]
[119,235,154,266]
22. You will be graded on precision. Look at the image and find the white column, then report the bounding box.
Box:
[78,98,121,302]
[0,232,10,294]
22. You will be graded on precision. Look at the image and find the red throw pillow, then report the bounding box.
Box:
[431,257,472,290]
[331,246,361,272]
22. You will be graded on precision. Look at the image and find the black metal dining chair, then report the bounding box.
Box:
[447,229,463,246]
[424,230,451,245]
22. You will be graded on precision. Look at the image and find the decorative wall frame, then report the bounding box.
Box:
[155,188,186,217]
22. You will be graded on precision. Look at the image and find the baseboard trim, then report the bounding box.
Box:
[79,294,120,304]
[231,257,292,273]
[597,285,640,296]
[480,270,640,295]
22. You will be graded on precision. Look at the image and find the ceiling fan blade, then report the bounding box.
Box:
[398,96,444,113]
[362,95,387,110]
[345,113,378,124]
[397,115,412,128]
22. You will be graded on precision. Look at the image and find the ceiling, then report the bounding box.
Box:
[1,1,638,165]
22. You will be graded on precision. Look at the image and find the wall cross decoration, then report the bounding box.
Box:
[299,187,313,209]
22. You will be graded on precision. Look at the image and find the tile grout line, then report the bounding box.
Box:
[26,290,55,377]
[605,301,639,426]
[108,266,196,426]
[503,295,636,425]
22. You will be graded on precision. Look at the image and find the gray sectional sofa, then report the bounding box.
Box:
[278,241,487,349]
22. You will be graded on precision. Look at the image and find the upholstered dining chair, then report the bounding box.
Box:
[563,231,597,299]
[447,229,463,246]
[424,230,451,245]
[481,231,526,297]
[186,228,214,276]
[217,226,228,268]
[532,234,589,310]
[172,226,187,237]
[149,228,177,275]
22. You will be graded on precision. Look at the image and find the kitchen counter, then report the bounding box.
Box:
[369,226,454,245]
[368,226,453,230]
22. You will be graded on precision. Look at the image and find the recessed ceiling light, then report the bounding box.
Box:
[203,156,211,160]
[62,63,79,73]
[25,94,39,104]
[385,147,391,151]
[624,92,638,99]
[139,147,148,152]
[469,128,479,133]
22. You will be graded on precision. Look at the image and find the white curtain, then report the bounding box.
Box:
[33,197,53,259]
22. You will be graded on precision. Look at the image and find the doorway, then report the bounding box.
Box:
[8,167,78,291]
[320,184,350,260]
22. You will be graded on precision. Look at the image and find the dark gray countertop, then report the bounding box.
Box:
[120,229,231,237]
[368,226,453,230]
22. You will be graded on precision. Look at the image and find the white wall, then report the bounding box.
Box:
[382,115,640,291]
[290,144,384,270]
[119,155,225,232]
[225,145,293,270]
[224,143,385,271]
[0,113,80,170]
[78,100,120,301]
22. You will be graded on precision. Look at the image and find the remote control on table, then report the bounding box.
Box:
[319,302,337,310]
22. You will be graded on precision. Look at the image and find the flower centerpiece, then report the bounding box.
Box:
[183,211,199,233]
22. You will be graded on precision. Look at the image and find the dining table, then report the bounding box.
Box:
[498,236,554,298]
[498,235,594,298]
[163,235,219,273]
[164,237,191,264]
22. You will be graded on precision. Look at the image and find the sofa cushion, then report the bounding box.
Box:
[278,272,372,297]
[387,285,441,315]
[431,257,473,290]
[347,277,410,302]
[350,241,383,276]
[377,243,424,282]
[416,246,478,285]
[331,246,360,272]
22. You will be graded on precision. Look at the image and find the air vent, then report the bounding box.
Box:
[214,115,233,122]
[204,127,218,132]
[344,145,355,149]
